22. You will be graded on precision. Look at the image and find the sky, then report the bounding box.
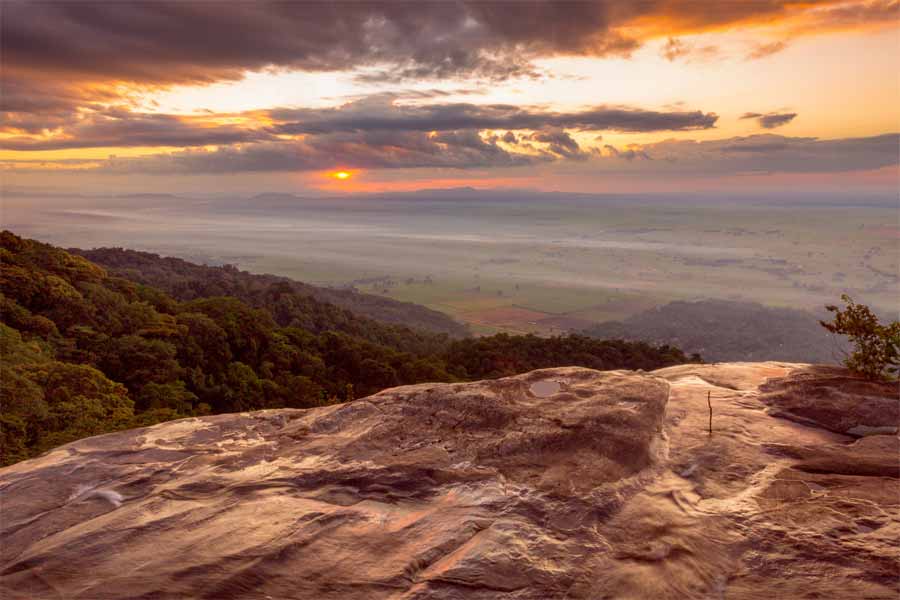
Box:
[1,0,898,195]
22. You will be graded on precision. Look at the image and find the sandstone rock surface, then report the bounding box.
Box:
[1,363,898,599]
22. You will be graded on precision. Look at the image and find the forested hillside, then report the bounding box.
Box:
[74,247,469,338]
[1,231,693,465]
[584,299,847,363]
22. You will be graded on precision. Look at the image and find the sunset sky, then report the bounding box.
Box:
[2,1,898,194]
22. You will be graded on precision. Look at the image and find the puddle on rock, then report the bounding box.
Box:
[530,380,561,398]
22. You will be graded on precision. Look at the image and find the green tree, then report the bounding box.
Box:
[1,324,51,464]
[97,335,181,393]
[34,362,134,453]
[221,361,266,412]
[821,295,899,380]
[183,297,275,368]
[135,380,198,413]
[174,312,232,372]
[1,323,136,465]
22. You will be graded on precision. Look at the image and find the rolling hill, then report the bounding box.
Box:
[585,299,848,363]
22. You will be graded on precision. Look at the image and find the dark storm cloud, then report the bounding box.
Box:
[740,112,798,129]
[0,75,122,133]
[0,1,632,88]
[528,130,588,159]
[1,76,96,116]
[269,97,719,135]
[0,111,273,150]
[5,1,888,96]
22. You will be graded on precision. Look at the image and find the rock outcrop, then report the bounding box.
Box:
[1,363,898,599]
[758,364,899,437]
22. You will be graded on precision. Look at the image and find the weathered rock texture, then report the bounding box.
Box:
[1,363,898,599]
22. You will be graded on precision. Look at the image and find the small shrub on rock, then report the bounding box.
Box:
[820,295,899,380]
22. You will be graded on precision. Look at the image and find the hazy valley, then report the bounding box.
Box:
[4,189,896,348]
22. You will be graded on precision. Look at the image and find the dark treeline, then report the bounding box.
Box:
[1,231,693,465]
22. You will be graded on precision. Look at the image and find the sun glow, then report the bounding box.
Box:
[332,171,351,180]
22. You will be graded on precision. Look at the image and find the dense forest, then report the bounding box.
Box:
[0,231,693,465]
[584,299,848,364]
[75,247,469,338]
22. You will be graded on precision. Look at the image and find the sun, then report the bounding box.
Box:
[332,171,351,180]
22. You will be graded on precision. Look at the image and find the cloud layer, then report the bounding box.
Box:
[268,97,718,136]
[1,110,273,151]
[98,131,545,174]
[3,0,895,119]
[15,133,890,178]
[0,96,718,152]
[741,112,798,129]
[2,0,896,187]
[604,133,899,175]
[9,1,867,86]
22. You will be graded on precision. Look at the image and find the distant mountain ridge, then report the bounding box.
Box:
[73,247,469,338]
[584,299,847,363]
